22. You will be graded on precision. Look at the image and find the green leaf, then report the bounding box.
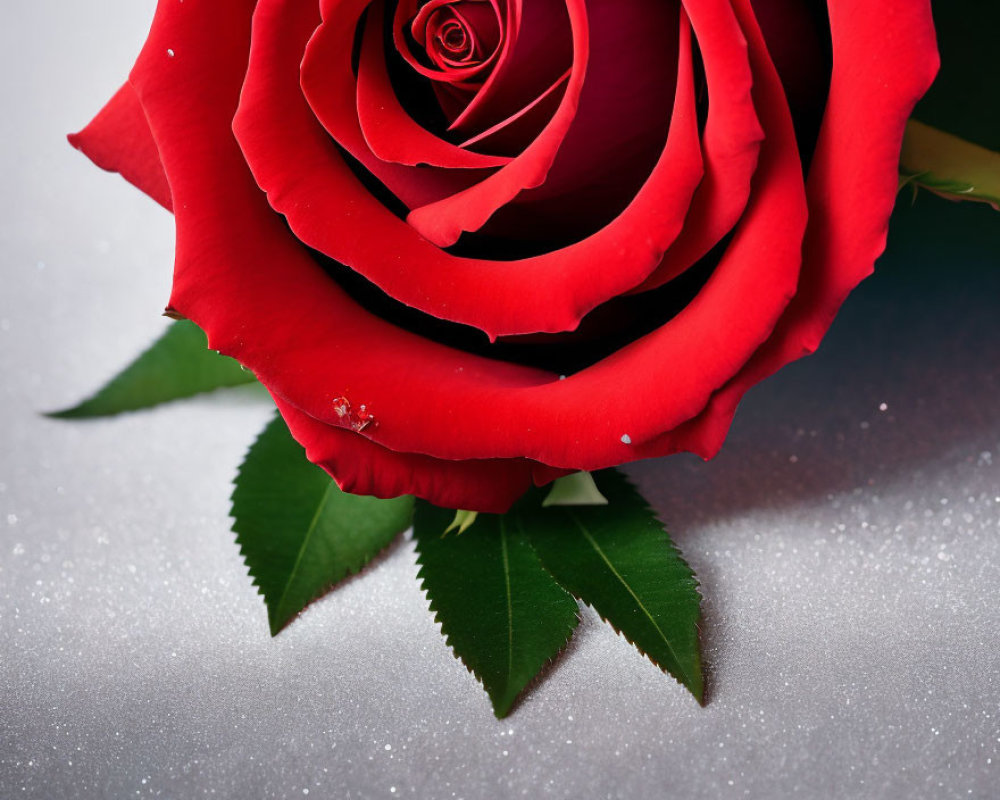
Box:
[900,120,1000,210]
[542,471,609,507]
[413,500,580,718]
[48,319,258,418]
[233,412,414,635]
[525,469,704,703]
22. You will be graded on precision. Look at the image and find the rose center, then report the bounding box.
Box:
[410,0,503,72]
[439,23,468,54]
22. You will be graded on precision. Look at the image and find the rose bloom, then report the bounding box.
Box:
[72,0,938,512]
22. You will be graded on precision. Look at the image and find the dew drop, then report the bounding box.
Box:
[331,396,375,432]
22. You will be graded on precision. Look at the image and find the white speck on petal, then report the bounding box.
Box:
[620,434,632,445]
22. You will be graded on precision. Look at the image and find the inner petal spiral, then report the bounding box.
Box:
[396,0,504,85]
[413,0,503,69]
[390,0,574,153]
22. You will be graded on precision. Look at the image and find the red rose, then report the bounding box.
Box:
[72,0,938,512]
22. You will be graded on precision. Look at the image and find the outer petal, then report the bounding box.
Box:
[69,82,172,211]
[131,0,551,510]
[630,0,767,293]
[274,396,534,513]
[123,0,931,512]
[634,0,940,461]
[248,0,804,472]
[145,0,798,474]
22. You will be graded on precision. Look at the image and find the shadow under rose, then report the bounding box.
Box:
[626,194,999,700]
[631,193,999,529]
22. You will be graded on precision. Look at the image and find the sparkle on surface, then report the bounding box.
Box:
[2,3,998,798]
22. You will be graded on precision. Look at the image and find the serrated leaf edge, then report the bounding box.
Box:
[563,506,702,697]
[45,321,257,419]
[229,422,406,636]
[536,472,705,704]
[413,524,580,718]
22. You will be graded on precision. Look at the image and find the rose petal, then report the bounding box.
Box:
[125,0,539,510]
[456,69,570,154]
[630,0,768,292]
[444,0,574,137]
[393,0,505,87]
[477,0,682,240]
[69,82,172,211]
[404,0,587,246]
[141,0,802,478]
[240,0,803,471]
[640,0,940,461]
[274,395,534,512]
[354,0,511,170]
[236,0,706,337]
[128,0,930,512]
[299,0,491,211]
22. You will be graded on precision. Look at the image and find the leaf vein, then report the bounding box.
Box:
[275,480,338,619]
[499,518,514,689]
[566,510,692,687]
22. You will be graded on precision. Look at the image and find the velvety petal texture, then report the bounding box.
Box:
[69,83,172,211]
[75,0,939,511]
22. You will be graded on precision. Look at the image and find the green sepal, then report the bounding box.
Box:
[413,499,580,718]
[445,509,479,535]
[232,412,414,635]
[526,470,704,704]
[900,120,1000,210]
[48,319,258,418]
[542,471,609,507]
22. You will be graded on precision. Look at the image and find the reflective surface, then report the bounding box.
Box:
[2,3,998,798]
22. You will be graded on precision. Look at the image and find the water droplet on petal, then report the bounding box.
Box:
[331,396,375,432]
[332,397,350,419]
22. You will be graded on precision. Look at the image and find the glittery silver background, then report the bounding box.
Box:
[2,3,998,798]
